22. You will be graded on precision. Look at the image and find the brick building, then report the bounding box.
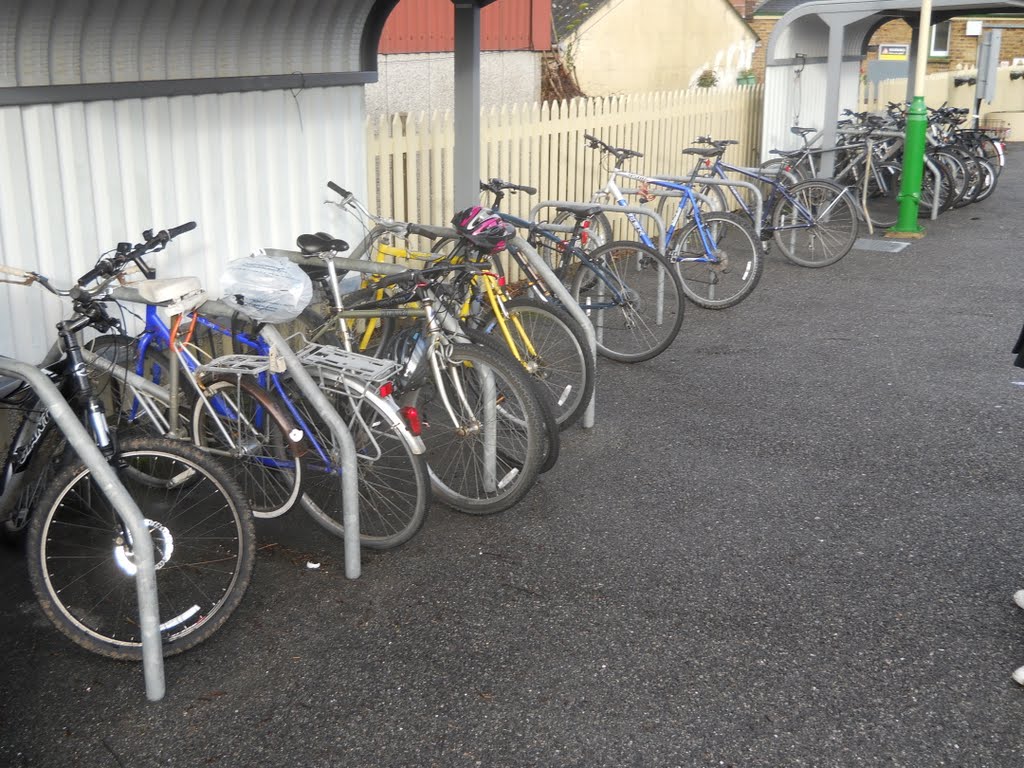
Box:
[745,0,1024,81]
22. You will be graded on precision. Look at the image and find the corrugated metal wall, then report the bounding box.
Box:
[1,0,370,86]
[379,0,550,53]
[0,86,368,362]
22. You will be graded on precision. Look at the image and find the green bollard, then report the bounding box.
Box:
[889,96,927,236]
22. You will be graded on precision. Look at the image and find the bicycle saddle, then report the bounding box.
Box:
[554,204,605,220]
[682,147,722,158]
[790,126,816,137]
[296,232,350,255]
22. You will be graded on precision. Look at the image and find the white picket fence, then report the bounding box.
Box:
[366,86,765,242]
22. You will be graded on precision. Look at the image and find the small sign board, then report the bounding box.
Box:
[879,44,909,61]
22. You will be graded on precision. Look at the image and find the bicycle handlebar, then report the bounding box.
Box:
[78,222,196,287]
[583,133,644,163]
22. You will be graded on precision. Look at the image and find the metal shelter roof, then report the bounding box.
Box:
[0,0,497,205]
[761,0,1024,167]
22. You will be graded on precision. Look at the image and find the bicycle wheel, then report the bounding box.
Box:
[191,376,304,518]
[409,342,544,515]
[771,180,859,268]
[952,152,983,208]
[478,296,595,430]
[976,134,1004,176]
[656,182,728,233]
[931,150,968,208]
[26,436,254,659]
[668,212,763,310]
[460,328,561,474]
[289,381,430,549]
[858,163,901,229]
[971,157,998,204]
[919,161,955,216]
[571,240,685,362]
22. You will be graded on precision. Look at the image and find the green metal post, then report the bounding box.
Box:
[890,95,927,234]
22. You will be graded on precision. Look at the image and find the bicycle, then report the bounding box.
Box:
[0,225,255,659]
[287,228,549,516]
[583,133,764,310]
[467,178,686,363]
[85,237,431,550]
[684,136,859,268]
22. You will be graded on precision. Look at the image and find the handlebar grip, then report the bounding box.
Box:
[167,221,197,239]
[78,262,111,286]
[328,181,351,198]
[519,184,537,195]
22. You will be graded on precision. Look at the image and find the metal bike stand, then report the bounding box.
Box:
[0,358,166,701]
[506,230,600,429]
[627,177,765,238]
[259,325,363,580]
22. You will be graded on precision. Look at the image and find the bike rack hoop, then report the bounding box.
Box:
[0,357,166,702]
[528,201,667,252]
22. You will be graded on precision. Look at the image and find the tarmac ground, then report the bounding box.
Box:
[3,147,1024,767]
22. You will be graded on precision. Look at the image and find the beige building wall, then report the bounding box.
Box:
[566,0,758,95]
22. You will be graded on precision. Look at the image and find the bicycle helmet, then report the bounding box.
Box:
[451,206,514,254]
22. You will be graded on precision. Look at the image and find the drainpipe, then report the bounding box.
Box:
[890,0,932,235]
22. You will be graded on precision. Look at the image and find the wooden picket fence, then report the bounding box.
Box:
[366,86,765,240]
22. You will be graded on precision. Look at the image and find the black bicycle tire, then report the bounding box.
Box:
[285,379,430,549]
[407,342,545,515]
[191,376,305,518]
[26,435,255,660]
[771,179,859,268]
[668,213,764,310]
[477,296,595,430]
[971,156,998,204]
[570,239,685,361]
[461,327,560,474]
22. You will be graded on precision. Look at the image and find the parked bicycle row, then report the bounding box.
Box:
[0,109,1009,663]
[761,102,1006,228]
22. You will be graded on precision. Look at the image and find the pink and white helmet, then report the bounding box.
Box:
[451,206,514,253]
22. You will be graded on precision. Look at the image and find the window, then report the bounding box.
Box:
[930,20,951,57]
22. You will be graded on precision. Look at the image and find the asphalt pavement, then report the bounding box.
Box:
[3,148,1024,767]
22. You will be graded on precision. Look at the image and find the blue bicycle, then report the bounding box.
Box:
[86,233,430,550]
[583,133,765,310]
[681,136,860,268]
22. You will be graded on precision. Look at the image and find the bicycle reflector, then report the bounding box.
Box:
[400,406,422,436]
[379,382,395,398]
[581,218,590,246]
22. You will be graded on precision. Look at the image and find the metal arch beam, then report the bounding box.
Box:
[762,0,1024,165]
[766,0,1024,64]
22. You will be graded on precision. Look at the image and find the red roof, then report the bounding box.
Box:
[379,0,551,53]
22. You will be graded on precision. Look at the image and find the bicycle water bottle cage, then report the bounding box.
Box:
[296,232,350,255]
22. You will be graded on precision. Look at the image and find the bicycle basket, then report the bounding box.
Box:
[220,253,313,324]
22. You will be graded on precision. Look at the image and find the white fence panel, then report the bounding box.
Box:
[368,86,765,244]
[0,86,367,362]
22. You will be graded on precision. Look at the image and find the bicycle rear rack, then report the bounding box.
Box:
[295,343,401,387]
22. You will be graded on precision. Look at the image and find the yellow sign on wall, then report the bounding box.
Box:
[879,44,910,61]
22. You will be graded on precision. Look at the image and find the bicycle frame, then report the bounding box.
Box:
[702,158,848,235]
[597,169,719,265]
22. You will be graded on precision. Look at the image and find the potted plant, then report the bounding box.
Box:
[737,68,756,86]
[696,69,719,88]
